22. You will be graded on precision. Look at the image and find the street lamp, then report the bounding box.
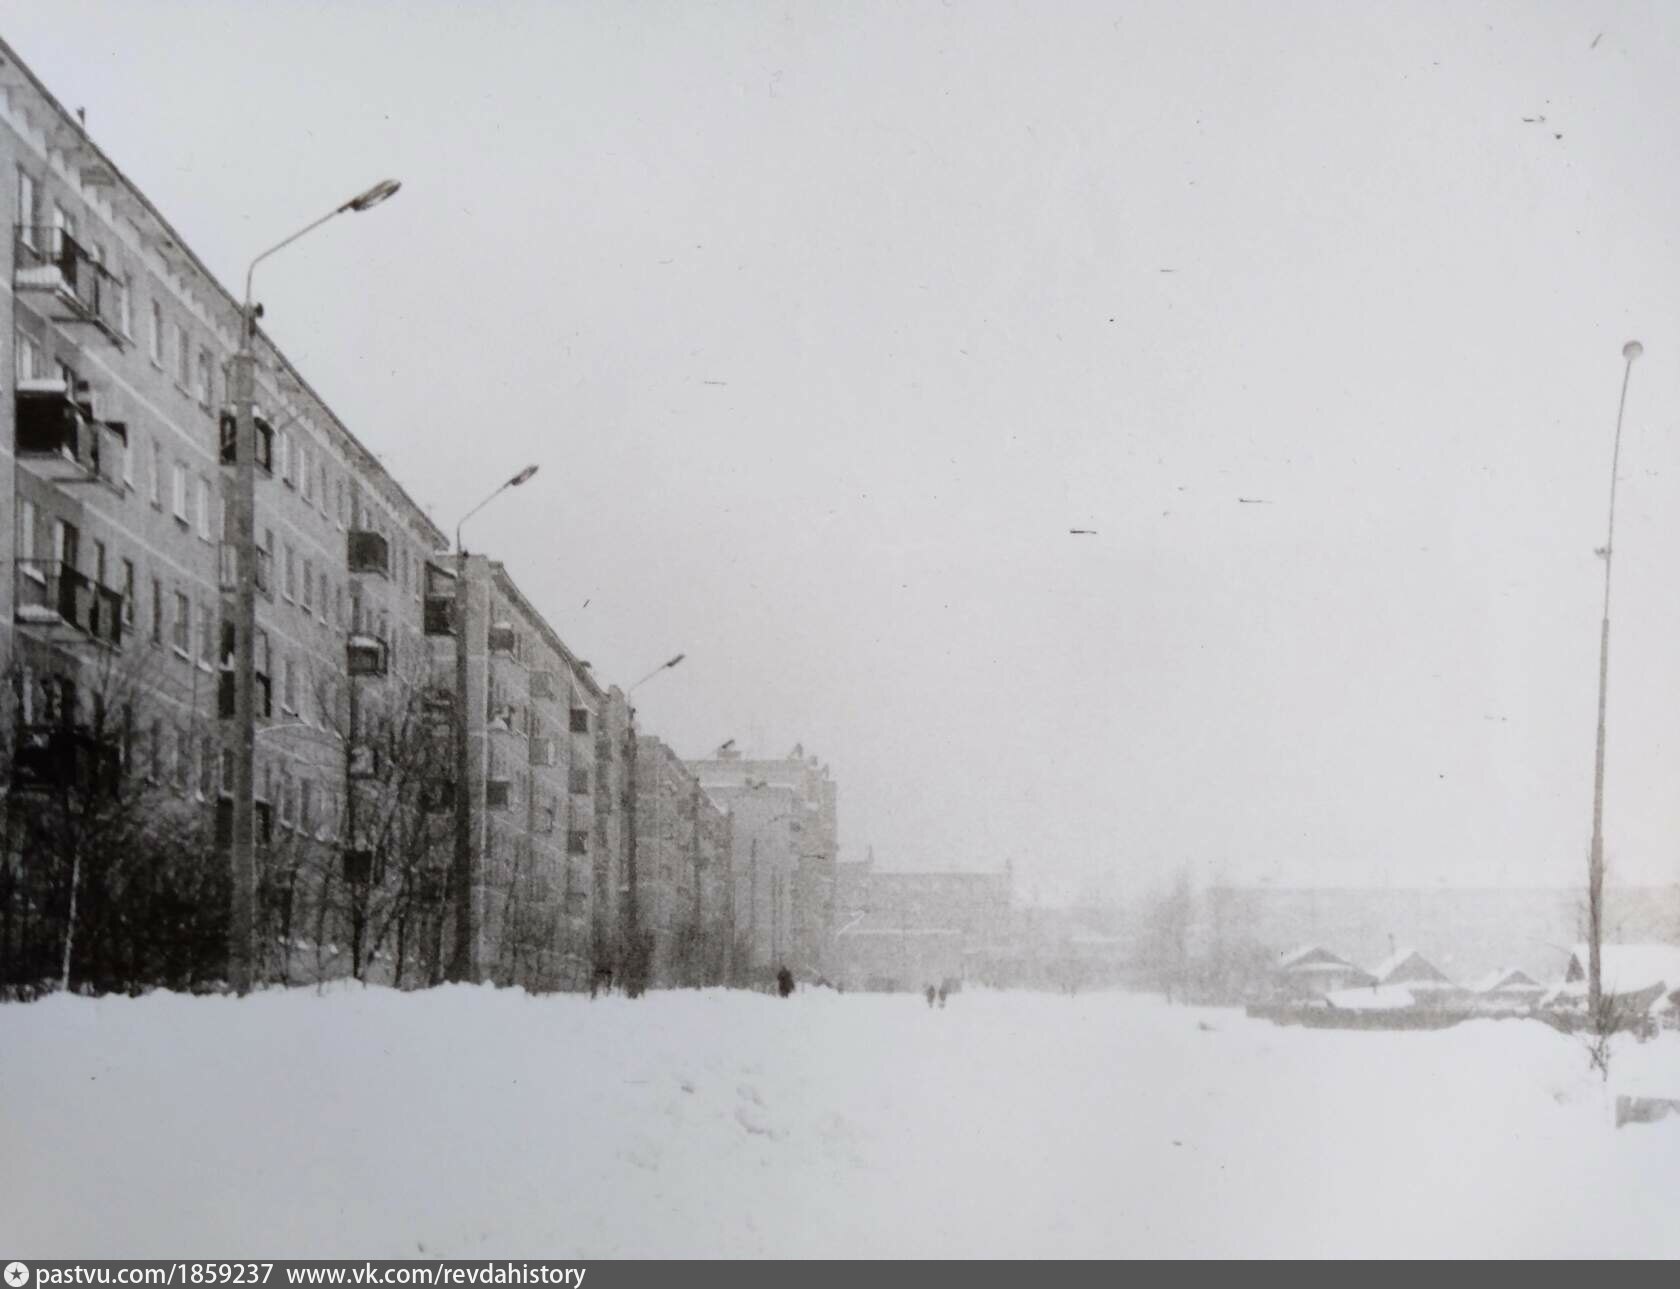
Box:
[1585,340,1643,1019]
[621,653,686,993]
[445,465,541,983]
[226,178,401,996]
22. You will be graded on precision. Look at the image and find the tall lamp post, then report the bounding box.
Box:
[227,178,400,995]
[1586,339,1643,1019]
[445,464,540,984]
[622,653,685,990]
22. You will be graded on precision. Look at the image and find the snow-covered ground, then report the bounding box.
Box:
[2,986,1677,1258]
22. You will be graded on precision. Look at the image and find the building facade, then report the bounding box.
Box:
[830,855,1011,991]
[689,743,838,981]
[421,555,599,990]
[634,735,731,987]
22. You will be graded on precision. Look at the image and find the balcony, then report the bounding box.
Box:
[347,530,390,578]
[9,722,121,797]
[218,542,272,596]
[219,409,275,473]
[13,227,126,344]
[15,560,123,648]
[423,596,455,636]
[488,622,517,655]
[485,779,512,810]
[347,634,388,677]
[217,669,272,720]
[14,380,126,491]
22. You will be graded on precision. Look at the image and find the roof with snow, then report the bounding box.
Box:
[1278,945,1360,972]
[1370,947,1453,987]
[1470,967,1543,994]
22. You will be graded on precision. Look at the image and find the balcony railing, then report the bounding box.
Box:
[347,530,390,577]
[13,226,126,342]
[15,560,123,647]
[14,381,126,490]
[423,596,455,636]
[347,634,389,677]
[10,721,122,797]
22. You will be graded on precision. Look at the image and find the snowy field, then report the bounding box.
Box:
[2,986,1677,1258]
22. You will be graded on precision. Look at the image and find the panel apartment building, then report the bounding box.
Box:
[633,734,732,987]
[690,743,838,981]
[0,38,598,993]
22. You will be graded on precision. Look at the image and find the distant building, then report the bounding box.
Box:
[831,853,1010,991]
[636,737,732,987]
[1469,966,1544,1012]
[690,744,838,979]
[1274,945,1375,998]
[1545,944,1680,1020]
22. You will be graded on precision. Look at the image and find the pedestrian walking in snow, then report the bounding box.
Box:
[776,966,795,997]
[925,984,937,1008]
[936,985,947,1008]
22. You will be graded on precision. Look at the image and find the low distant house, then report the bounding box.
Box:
[1274,945,1375,999]
[1543,944,1680,1022]
[1370,946,1463,1006]
[1325,984,1417,1012]
[1469,966,1545,1013]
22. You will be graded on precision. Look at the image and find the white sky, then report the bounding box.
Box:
[10,1,1680,895]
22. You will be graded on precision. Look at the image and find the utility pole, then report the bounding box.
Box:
[226,343,258,995]
[1586,339,1643,1018]
[226,178,400,995]
[447,550,475,982]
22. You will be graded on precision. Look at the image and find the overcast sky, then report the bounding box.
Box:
[10,1,1680,897]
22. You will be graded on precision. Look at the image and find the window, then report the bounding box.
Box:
[198,604,215,668]
[336,479,346,526]
[121,431,134,489]
[150,578,163,644]
[150,438,162,507]
[261,529,275,597]
[149,300,163,366]
[198,734,215,799]
[173,726,190,792]
[19,500,36,566]
[569,708,590,734]
[174,322,190,388]
[119,273,133,338]
[51,203,74,254]
[14,329,39,382]
[172,463,187,522]
[276,431,291,485]
[280,770,296,829]
[300,779,315,836]
[567,831,589,856]
[301,558,313,612]
[318,571,328,621]
[121,560,135,627]
[17,168,37,243]
[283,657,297,713]
[220,750,235,799]
[53,519,79,571]
[301,444,313,501]
[93,540,107,587]
[172,591,190,654]
[196,348,213,407]
[283,545,296,602]
[196,476,211,540]
[318,463,328,514]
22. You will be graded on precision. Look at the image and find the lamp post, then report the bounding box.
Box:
[445,465,540,984]
[622,653,685,991]
[1586,339,1643,1019]
[227,179,400,996]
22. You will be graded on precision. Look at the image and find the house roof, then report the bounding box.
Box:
[1278,945,1357,971]
[1470,967,1543,994]
[1371,947,1453,987]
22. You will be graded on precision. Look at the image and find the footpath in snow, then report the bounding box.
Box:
[2,985,1677,1258]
